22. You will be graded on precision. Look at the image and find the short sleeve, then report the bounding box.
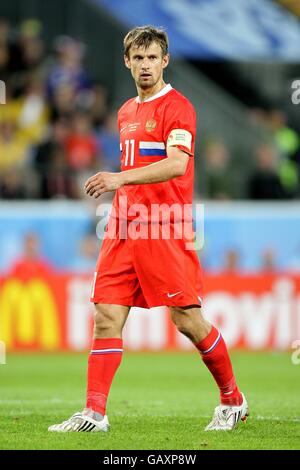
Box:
[163,99,196,156]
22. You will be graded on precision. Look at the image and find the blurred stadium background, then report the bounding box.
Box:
[0,0,300,450]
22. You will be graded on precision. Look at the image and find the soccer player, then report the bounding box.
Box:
[49,26,248,433]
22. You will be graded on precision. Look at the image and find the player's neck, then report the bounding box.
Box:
[137,80,167,103]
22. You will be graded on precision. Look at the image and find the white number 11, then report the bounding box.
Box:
[124,139,135,166]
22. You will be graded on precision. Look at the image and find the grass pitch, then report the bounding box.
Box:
[0,351,299,450]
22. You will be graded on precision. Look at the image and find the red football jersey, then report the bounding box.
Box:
[112,84,196,222]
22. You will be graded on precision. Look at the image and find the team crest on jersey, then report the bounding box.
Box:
[145,119,157,132]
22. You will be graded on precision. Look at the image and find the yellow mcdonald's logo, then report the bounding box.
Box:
[0,279,60,350]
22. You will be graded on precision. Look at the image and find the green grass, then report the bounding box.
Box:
[0,351,299,450]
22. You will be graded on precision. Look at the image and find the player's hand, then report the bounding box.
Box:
[84,172,123,198]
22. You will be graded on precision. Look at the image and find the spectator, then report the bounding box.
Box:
[204,141,234,200]
[33,117,69,180]
[18,19,45,72]
[0,79,48,172]
[0,18,19,79]
[268,109,300,159]
[0,18,10,47]
[97,111,120,171]
[47,35,91,103]
[221,248,240,275]
[0,39,9,74]
[39,146,79,199]
[65,112,97,171]
[260,248,277,273]
[16,78,49,144]
[0,168,26,199]
[11,19,47,96]
[0,119,29,170]
[50,82,76,122]
[9,232,53,280]
[268,109,299,197]
[248,144,285,199]
[90,83,109,126]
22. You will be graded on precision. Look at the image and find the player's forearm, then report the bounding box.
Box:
[84,149,189,198]
[120,153,186,186]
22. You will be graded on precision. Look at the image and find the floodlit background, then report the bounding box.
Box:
[0,0,300,450]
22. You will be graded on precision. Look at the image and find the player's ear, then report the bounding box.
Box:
[124,54,131,69]
[162,53,170,70]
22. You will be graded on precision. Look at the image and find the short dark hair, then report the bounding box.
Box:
[123,25,169,57]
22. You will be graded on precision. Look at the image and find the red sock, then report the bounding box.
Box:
[86,338,123,415]
[195,326,242,406]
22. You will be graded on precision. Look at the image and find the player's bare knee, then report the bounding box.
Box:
[170,308,193,334]
[93,319,114,337]
[172,316,196,342]
[170,306,210,340]
[93,304,121,337]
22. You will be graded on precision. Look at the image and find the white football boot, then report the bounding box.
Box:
[204,393,249,431]
[48,411,109,433]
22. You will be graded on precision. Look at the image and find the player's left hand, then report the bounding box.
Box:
[84,172,123,198]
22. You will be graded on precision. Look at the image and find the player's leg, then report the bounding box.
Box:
[49,304,129,433]
[170,306,241,401]
[49,221,140,433]
[48,303,129,433]
[170,306,248,430]
[85,303,129,418]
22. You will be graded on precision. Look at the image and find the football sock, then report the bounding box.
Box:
[86,338,123,415]
[195,326,243,406]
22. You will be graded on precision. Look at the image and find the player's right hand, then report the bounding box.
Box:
[84,172,124,198]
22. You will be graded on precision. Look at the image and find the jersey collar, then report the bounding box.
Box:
[135,83,173,104]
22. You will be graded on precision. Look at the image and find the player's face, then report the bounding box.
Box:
[124,42,169,89]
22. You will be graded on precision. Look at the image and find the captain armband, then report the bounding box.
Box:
[167,129,192,151]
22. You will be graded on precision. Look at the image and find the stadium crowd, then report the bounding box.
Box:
[0,18,119,200]
[1,18,300,201]
[204,109,300,200]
